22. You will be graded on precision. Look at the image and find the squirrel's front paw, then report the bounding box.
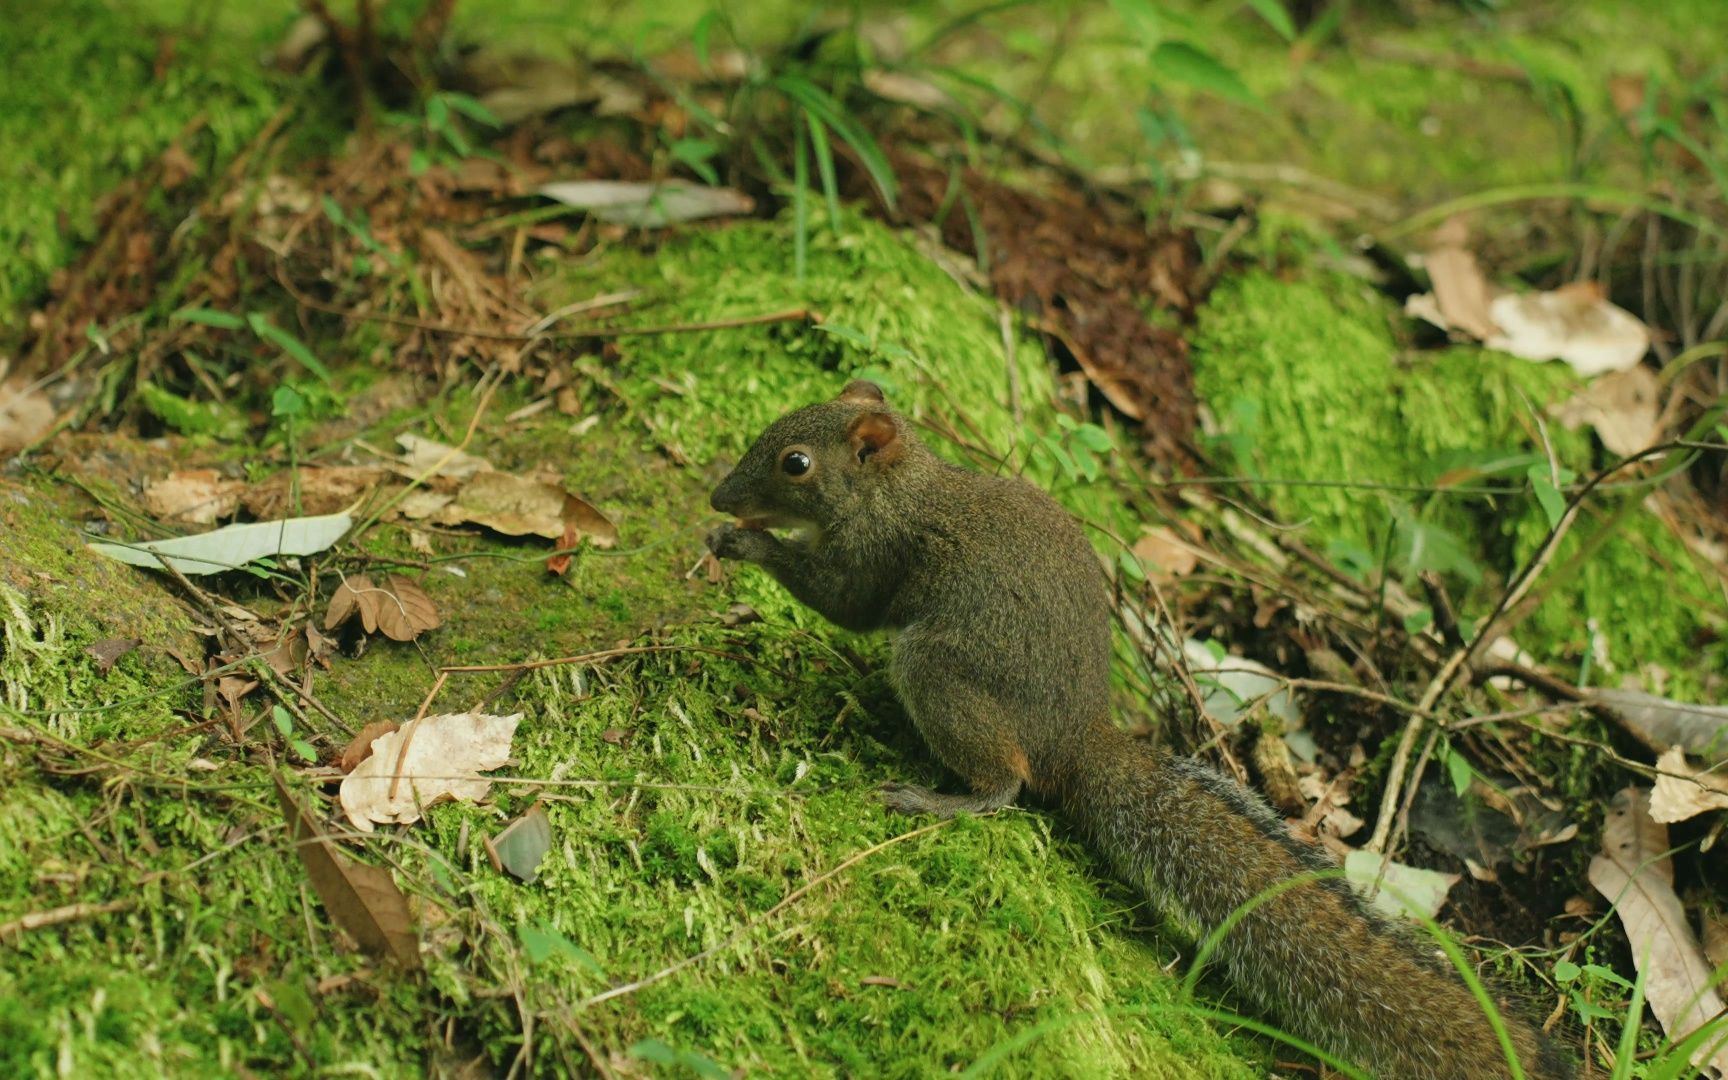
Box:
[706,522,772,562]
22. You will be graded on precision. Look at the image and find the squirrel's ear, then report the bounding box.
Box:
[836,380,886,406]
[847,411,902,465]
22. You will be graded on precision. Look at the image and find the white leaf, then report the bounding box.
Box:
[538,180,754,228]
[1486,283,1650,376]
[1650,747,1728,824]
[88,512,352,575]
[339,712,522,832]
[1344,850,1459,921]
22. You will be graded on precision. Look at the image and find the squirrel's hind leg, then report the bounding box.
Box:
[880,779,1019,818]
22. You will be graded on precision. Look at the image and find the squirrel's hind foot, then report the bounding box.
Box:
[879,780,1018,818]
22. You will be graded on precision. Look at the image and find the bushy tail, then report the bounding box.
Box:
[1060,725,1571,1080]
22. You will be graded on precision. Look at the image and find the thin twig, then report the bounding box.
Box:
[578,819,952,1008]
[0,899,134,941]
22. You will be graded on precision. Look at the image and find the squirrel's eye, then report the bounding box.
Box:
[781,451,812,477]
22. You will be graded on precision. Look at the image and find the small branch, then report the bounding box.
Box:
[0,899,134,941]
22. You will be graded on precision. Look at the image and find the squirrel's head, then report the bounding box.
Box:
[710,380,912,532]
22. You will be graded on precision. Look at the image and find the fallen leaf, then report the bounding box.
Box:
[393,434,492,481]
[243,466,388,519]
[862,70,952,110]
[325,575,440,642]
[1487,282,1650,376]
[142,470,243,525]
[340,721,401,774]
[538,180,754,228]
[860,975,913,990]
[1588,787,1728,1075]
[432,471,617,546]
[258,630,307,678]
[274,774,421,968]
[1592,688,1728,766]
[1131,526,1200,577]
[1550,366,1661,456]
[339,712,522,832]
[0,380,56,454]
[215,675,259,711]
[600,728,631,746]
[485,803,552,883]
[1343,850,1460,921]
[84,638,141,675]
[720,603,760,628]
[1417,217,1500,341]
[88,512,352,575]
[1650,747,1728,824]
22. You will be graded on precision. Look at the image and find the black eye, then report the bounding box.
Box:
[781,451,811,476]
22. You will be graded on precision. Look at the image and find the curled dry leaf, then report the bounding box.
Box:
[84,638,141,675]
[485,802,553,883]
[538,180,754,228]
[340,720,401,774]
[88,511,352,576]
[325,575,441,642]
[274,774,420,968]
[1587,787,1728,1076]
[1131,525,1200,578]
[339,711,522,832]
[1487,282,1650,376]
[143,470,244,526]
[1650,747,1728,824]
[1414,217,1500,341]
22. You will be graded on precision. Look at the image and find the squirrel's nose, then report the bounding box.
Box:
[709,470,739,514]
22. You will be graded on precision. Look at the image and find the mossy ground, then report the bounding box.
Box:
[4,1,1724,1077]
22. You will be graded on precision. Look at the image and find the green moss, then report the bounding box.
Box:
[1191,271,1723,684]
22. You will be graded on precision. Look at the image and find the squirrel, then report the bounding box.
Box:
[706,381,1571,1080]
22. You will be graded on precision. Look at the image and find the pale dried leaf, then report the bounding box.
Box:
[394,434,493,481]
[339,712,522,832]
[1486,282,1650,376]
[84,638,140,675]
[1550,366,1661,456]
[432,471,617,546]
[325,575,373,631]
[1593,688,1728,766]
[538,180,754,228]
[275,774,420,968]
[1343,850,1459,921]
[1650,747,1728,824]
[89,512,351,575]
[242,466,388,519]
[1131,526,1200,577]
[1587,787,1728,1075]
[143,470,244,525]
[0,380,56,453]
[1421,218,1500,341]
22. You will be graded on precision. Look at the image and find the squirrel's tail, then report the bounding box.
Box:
[1057,723,1571,1080]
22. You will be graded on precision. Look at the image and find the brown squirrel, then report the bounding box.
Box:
[707,381,1570,1080]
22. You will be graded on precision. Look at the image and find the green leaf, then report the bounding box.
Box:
[1117,549,1147,583]
[1074,424,1113,452]
[172,307,246,331]
[772,75,898,209]
[627,1040,728,1080]
[518,922,606,975]
[271,705,294,737]
[136,382,247,440]
[669,138,721,185]
[440,91,500,128]
[1151,41,1261,107]
[814,322,873,350]
[425,94,449,131]
[1444,744,1472,797]
[249,315,334,384]
[1581,962,1634,989]
[291,738,318,763]
[408,149,431,177]
[1243,0,1296,41]
[804,108,843,225]
[691,11,718,73]
[272,385,307,419]
[1110,0,1163,48]
[1527,464,1566,529]
[1553,959,1581,983]
[490,805,553,883]
[1402,607,1434,634]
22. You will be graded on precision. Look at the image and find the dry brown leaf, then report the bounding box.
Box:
[325,574,373,631]
[1650,747,1728,824]
[1131,526,1200,577]
[0,380,56,454]
[1550,365,1661,456]
[1587,787,1728,1075]
[84,638,141,675]
[242,466,388,519]
[371,576,440,642]
[1704,911,1728,971]
[340,721,401,774]
[432,471,616,545]
[339,712,522,832]
[143,470,244,525]
[274,774,421,968]
[1593,688,1728,766]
